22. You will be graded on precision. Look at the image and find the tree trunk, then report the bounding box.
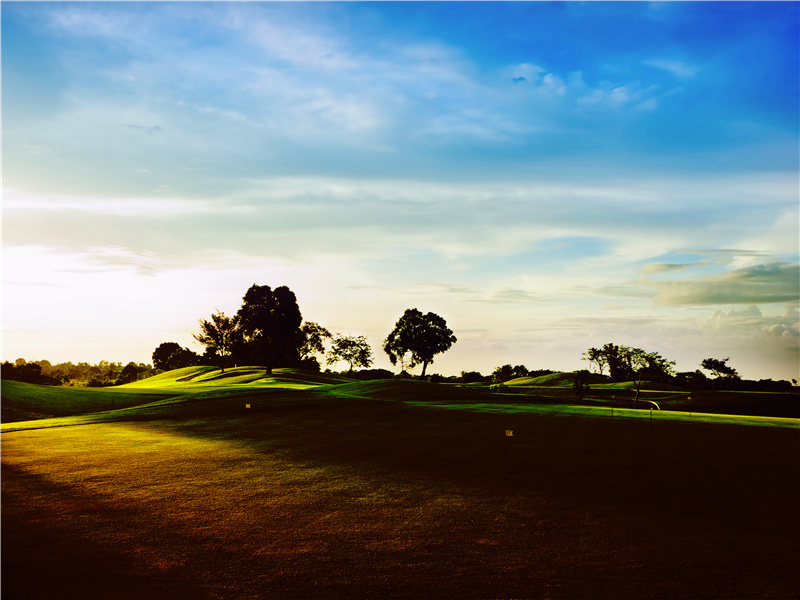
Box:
[421,361,428,378]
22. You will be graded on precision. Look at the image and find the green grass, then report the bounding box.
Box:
[3,369,798,433]
[3,379,798,599]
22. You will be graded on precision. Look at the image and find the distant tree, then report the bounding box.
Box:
[327,334,373,373]
[193,311,240,373]
[701,357,740,380]
[116,362,141,385]
[383,308,457,377]
[512,365,529,378]
[152,342,198,372]
[297,321,333,361]
[674,370,708,391]
[573,369,591,399]
[582,347,609,376]
[492,364,515,382]
[237,284,302,374]
[460,371,485,384]
[626,347,675,406]
[585,344,675,406]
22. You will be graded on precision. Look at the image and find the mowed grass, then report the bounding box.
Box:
[2,372,799,599]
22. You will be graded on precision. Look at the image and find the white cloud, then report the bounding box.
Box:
[649,262,799,306]
[644,58,700,79]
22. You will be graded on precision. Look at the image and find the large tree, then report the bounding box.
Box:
[236,284,302,374]
[383,308,457,378]
[193,311,240,373]
[326,334,373,373]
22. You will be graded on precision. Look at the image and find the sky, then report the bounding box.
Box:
[2,1,799,381]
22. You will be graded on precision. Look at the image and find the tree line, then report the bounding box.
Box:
[579,344,794,394]
[153,285,458,378]
[3,283,795,393]
[0,359,157,387]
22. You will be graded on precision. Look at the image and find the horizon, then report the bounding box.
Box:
[2,2,799,381]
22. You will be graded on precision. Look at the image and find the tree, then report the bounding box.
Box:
[583,343,675,406]
[297,321,333,361]
[237,284,302,374]
[327,334,373,373]
[512,365,529,379]
[492,364,527,382]
[573,369,591,399]
[117,362,141,385]
[625,347,676,406]
[152,342,182,371]
[582,347,608,376]
[152,342,198,372]
[701,357,740,380]
[383,308,457,377]
[193,311,240,373]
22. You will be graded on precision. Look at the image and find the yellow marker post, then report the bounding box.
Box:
[505,430,513,479]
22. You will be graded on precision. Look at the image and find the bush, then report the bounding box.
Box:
[347,368,395,380]
[460,371,485,384]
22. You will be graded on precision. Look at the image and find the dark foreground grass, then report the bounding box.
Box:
[3,392,799,599]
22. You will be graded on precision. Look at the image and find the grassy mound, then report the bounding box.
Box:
[121,366,350,389]
[3,368,797,429]
[1,380,174,420]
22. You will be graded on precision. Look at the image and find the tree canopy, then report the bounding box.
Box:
[236,284,302,374]
[192,311,239,373]
[383,308,457,377]
[152,342,199,372]
[701,357,740,379]
[583,343,676,405]
[326,334,373,373]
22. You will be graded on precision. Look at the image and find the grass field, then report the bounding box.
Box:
[2,368,799,599]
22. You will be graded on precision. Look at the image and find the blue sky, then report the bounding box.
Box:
[3,2,798,380]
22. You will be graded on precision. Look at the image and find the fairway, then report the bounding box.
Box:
[3,376,799,599]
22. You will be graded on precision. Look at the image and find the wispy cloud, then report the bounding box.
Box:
[3,2,798,378]
[649,262,800,306]
[644,58,699,79]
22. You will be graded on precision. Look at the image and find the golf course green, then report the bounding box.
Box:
[2,367,798,599]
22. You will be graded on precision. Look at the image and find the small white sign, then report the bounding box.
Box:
[506,430,514,437]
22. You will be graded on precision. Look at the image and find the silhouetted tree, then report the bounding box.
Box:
[237,284,302,375]
[624,347,675,406]
[582,347,609,376]
[153,342,182,371]
[193,311,240,373]
[327,334,373,373]
[701,357,740,380]
[152,342,198,372]
[492,364,531,380]
[460,371,485,384]
[584,344,675,406]
[383,308,457,377]
[573,370,591,399]
[674,370,708,391]
[512,365,529,378]
[297,321,333,361]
